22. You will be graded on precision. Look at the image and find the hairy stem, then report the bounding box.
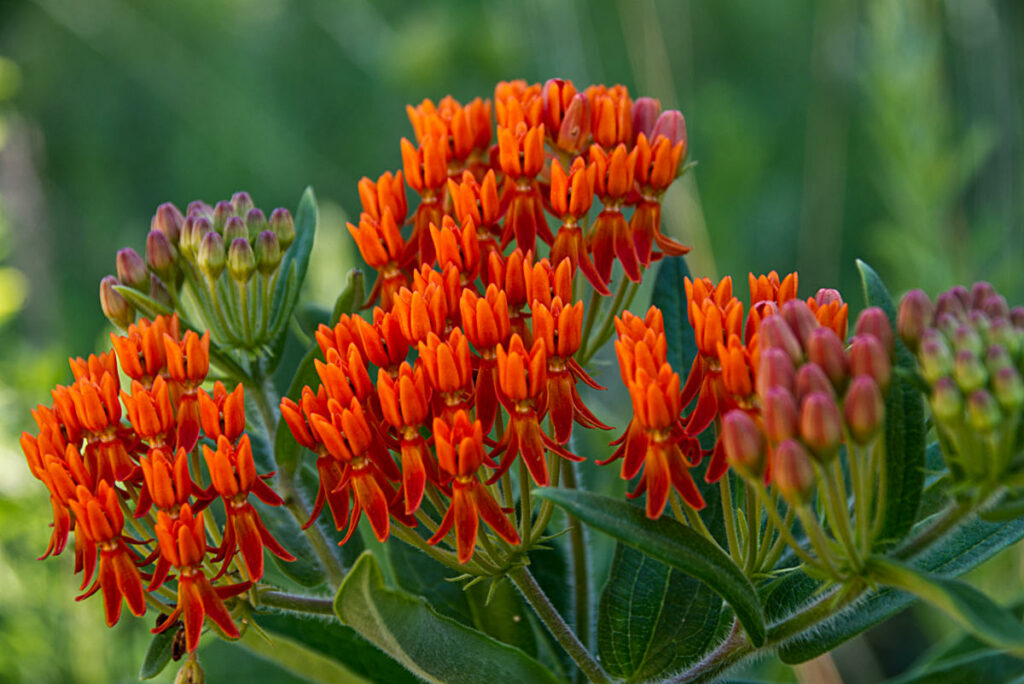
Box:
[508,565,612,684]
[259,590,336,616]
[561,459,591,658]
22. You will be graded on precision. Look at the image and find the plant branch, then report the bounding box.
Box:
[259,590,336,616]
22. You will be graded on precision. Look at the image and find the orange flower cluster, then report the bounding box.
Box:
[281,249,611,563]
[19,314,293,652]
[348,79,691,312]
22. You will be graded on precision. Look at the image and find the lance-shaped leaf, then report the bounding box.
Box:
[534,488,766,646]
[857,259,925,546]
[138,628,176,680]
[269,186,318,343]
[333,552,561,684]
[868,557,1024,657]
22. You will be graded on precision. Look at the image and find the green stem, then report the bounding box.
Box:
[743,484,759,574]
[720,477,743,565]
[578,288,603,362]
[259,590,335,616]
[822,459,860,570]
[578,276,631,366]
[508,565,612,684]
[519,459,532,545]
[751,480,825,571]
[561,460,591,656]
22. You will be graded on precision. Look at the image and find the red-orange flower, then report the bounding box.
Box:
[449,170,503,266]
[497,120,552,253]
[401,134,448,265]
[163,329,209,452]
[377,362,438,515]
[630,133,690,268]
[589,143,641,284]
[348,204,410,310]
[460,285,511,433]
[428,411,520,563]
[418,328,475,424]
[152,505,249,653]
[542,78,591,155]
[549,158,610,295]
[586,84,633,149]
[197,381,246,443]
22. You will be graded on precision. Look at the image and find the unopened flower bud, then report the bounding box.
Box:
[953,349,987,393]
[855,307,894,357]
[181,216,212,259]
[231,191,254,217]
[989,319,1023,359]
[774,439,816,505]
[986,344,1012,373]
[212,200,234,232]
[763,387,799,442]
[631,97,661,141]
[800,391,843,458]
[722,410,765,478]
[982,295,1009,320]
[99,275,134,328]
[555,93,591,155]
[149,273,172,309]
[146,229,177,280]
[756,347,796,399]
[254,230,282,276]
[814,288,843,307]
[227,237,256,283]
[795,362,836,402]
[246,207,268,239]
[849,334,892,390]
[806,327,848,387]
[844,376,885,444]
[270,208,295,250]
[198,231,226,280]
[151,202,184,244]
[187,200,213,219]
[967,390,1001,433]
[223,215,248,244]
[919,329,954,383]
[116,248,148,290]
[930,377,963,422]
[651,110,687,149]
[781,300,818,346]
[969,281,997,310]
[174,659,205,684]
[993,366,1024,411]
[760,315,803,363]
[952,321,984,356]
[898,289,934,350]
[1010,307,1024,329]
[935,312,961,339]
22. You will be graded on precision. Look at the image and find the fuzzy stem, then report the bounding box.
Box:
[561,459,591,656]
[259,590,335,616]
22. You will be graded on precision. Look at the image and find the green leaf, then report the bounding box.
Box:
[779,513,1024,662]
[651,255,698,376]
[597,544,722,681]
[245,611,417,684]
[857,259,925,545]
[113,284,174,318]
[886,651,1024,684]
[138,628,175,679]
[270,187,318,342]
[535,488,766,646]
[868,557,1024,656]
[333,552,561,684]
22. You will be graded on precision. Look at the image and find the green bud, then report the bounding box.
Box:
[967,390,1001,433]
[270,208,295,250]
[952,323,984,356]
[151,202,183,244]
[993,366,1024,411]
[174,659,204,684]
[223,215,248,245]
[231,191,254,217]
[246,208,268,240]
[146,229,177,281]
[212,200,234,232]
[99,276,134,329]
[990,318,1023,359]
[227,237,256,283]
[254,230,282,276]
[198,231,226,280]
[149,273,173,310]
[954,349,988,393]
[919,329,954,383]
[985,344,1012,374]
[930,377,963,422]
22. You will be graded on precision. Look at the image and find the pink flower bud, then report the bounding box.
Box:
[187,200,213,219]
[223,216,248,244]
[231,191,254,217]
[898,289,934,350]
[212,200,234,232]
[795,363,836,402]
[116,248,149,290]
[930,377,963,422]
[919,329,954,383]
[198,231,226,280]
[763,387,799,443]
[722,410,765,478]
[782,300,818,346]
[814,288,843,307]
[146,229,177,280]
[951,323,984,356]
[773,439,816,504]
[799,391,843,457]
[982,295,1009,320]
[151,202,183,244]
[246,208,268,239]
[854,307,893,357]
[254,230,282,276]
[756,347,796,400]
[1010,307,1024,329]
[631,97,662,142]
[936,289,967,320]
[270,208,295,250]
[849,335,891,390]
[844,376,885,444]
[760,316,803,363]
[986,345,1012,373]
[99,275,134,329]
[953,349,987,393]
[556,93,591,155]
[651,110,687,148]
[969,281,997,310]
[806,327,848,387]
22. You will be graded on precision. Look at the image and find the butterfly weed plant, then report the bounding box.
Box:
[18,79,1024,683]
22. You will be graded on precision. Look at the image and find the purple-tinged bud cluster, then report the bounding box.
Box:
[99,193,297,350]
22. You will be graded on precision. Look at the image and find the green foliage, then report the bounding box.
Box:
[138,629,176,680]
[333,553,561,684]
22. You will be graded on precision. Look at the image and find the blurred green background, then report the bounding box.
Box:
[0,0,1022,682]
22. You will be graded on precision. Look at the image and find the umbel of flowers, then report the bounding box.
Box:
[19,77,1024,684]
